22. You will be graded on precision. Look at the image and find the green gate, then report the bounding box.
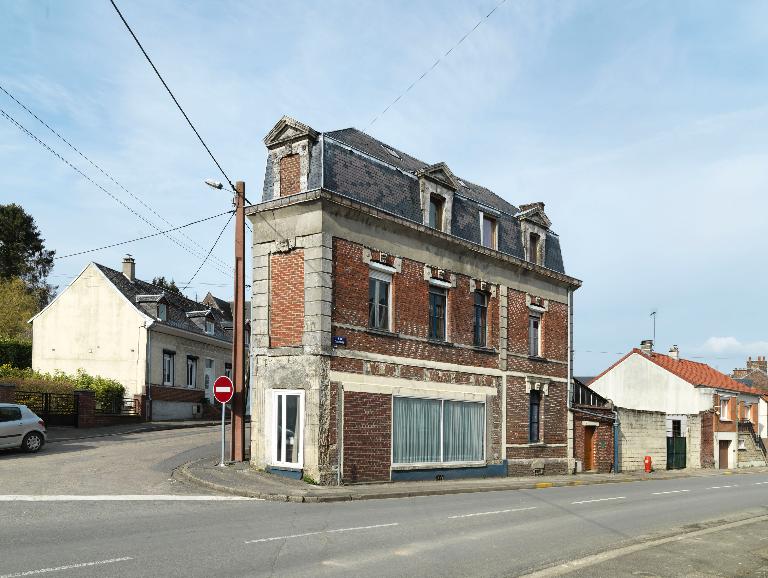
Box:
[666,436,686,470]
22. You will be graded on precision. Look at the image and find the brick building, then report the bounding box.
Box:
[248,116,581,484]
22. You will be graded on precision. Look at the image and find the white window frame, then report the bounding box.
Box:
[205,320,215,335]
[186,356,197,388]
[479,211,498,250]
[529,312,542,357]
[720,397,731,421]
[158,303,167,321]
[368,268,393,331]
[162,351,174,386]
[269,389,305,469]
[390,395,486,468]
[204,358,214,391]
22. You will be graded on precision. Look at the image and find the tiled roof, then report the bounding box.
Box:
[96,264,232,343]
[596,349,763,395]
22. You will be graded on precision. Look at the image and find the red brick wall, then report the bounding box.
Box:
[0,384,15,403]
[270,250,304,347]
[507,289,568,368]
[342,391,391,483]
[573,408,614,473]
[150,385,205,402]
[332,238,499,368]
[506,376,567,453]
[279,154,300,197]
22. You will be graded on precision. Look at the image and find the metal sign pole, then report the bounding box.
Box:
[219,402,226,467]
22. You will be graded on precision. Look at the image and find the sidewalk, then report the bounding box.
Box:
[176,457,768,503]
[46,419,223,442]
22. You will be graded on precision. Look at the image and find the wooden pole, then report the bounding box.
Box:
[230,180,246,461]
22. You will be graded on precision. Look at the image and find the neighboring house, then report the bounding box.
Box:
[571,377,615,473]
[248,116,581,485]
[31,256,236,420]
[589,341,766,471]
[730,355,768,442]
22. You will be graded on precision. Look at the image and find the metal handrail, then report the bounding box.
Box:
[739,419,767,457]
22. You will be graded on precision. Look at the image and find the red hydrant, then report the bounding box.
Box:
[644,455,652,473]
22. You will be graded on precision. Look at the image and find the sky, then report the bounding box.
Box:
[2,0,768,375]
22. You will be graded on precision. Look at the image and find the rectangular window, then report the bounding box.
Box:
[186,356,197,388]
[158,303,167,321]
[672,419,681,438]
[392,397,484,464]
[481,214,497,249]
[429,195,444,231]
[205,320,214,335]
[720,398,730,420]
[529,232,540,264]
[529,313,541,357]
[0,407,21,422]
[204,359,214,391]
[429,286,447,341]
[272,390,304,467]
[744,404,752,422]
[224,363,232,379]
[473,292,488,347]
[368,274,391,331]
[529,389,541,443]
[162,351,175,386]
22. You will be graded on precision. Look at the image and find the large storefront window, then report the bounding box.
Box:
[272,390,304,467]
[393,397,484,464]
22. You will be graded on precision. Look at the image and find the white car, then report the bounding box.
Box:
[0,403,47,452]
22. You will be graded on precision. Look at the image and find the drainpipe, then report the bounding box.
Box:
[567,289,574,472]
[612,406,620,473]
[145,322,152,421]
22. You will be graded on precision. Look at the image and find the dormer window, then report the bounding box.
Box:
[481,213,498,250]
[429,195,445,231]
[528,232,541,264]
[158,303,167,321]
[205,320,215,335]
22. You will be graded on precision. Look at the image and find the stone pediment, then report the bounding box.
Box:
[416,162,460,191]
[516,202,552,229]
[263,116,318,148]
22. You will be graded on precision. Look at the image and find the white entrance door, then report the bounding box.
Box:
[271,390,304,468]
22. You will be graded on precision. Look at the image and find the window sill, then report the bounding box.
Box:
[472,346,497,354]
[719,419,732,423]
[391,461,486,471]
[427,338,455,348]
[366,328,400,339]
[528,355,548,363]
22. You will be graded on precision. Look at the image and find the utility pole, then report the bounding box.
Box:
[231,180,246,462]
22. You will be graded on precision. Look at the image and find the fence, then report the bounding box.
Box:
[95,396,140,416]
[14,390,78,427]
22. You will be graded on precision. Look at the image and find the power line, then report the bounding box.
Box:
[0,83,233,272]
[0,106,231,277]
[54,210,232,260]
[182,211,234,291]
[363,0,508,132]
[108,0,236,193]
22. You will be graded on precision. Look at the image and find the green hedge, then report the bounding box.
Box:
[0,339,32,368]
[0,364,125,407]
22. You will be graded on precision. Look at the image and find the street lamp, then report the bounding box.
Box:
[205,178,247,463]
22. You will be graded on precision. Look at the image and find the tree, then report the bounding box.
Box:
[152,276,182,295]
[0,277,38,341]
[0,204,56,307]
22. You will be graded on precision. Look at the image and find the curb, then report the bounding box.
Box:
[174,458,764,503]
[48,421,221,443]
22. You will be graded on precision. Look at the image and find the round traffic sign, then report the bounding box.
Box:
[213,375,234,404]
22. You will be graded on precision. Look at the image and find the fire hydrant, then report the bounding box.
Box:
[644,455,652,473]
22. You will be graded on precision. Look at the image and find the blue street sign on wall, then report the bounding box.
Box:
[333,336,347,346]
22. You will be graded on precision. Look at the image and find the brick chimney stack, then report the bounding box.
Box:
[639,339,653,356]
[122,254,135,282]
[747,355,768,374]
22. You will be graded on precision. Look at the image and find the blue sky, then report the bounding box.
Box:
[2,0,768,374]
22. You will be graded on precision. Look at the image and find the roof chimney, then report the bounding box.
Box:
[669,345,679,360]
[122,254,135,282]
[747,355,768,374]
[639,339,653,356]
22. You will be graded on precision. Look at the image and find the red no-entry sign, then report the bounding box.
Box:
[213,375,234,404]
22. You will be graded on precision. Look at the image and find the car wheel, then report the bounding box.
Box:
[22,432,44,453]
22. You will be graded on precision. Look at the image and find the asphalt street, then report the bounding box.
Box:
[2,427,768,577]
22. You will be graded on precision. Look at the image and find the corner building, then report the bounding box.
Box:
[249,116,582,484]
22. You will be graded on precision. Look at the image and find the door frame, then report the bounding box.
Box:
[268,389,305,469]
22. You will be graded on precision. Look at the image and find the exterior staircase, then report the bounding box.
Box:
[738,420,768,467]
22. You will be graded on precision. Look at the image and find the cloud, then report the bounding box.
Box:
[698,337,768,356]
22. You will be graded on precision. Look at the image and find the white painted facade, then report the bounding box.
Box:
[760,398,767,440]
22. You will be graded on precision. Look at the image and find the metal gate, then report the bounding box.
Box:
[14,391,78,426]
[666,436,686,470]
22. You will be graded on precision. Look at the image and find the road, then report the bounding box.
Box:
[2,427,768,577]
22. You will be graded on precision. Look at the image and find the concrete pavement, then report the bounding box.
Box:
[2,469,768,576]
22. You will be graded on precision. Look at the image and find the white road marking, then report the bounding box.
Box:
[707,485,737,490]
[652,490,690,495]
[245,523,399,544]
[0,495,260,502]
[0,557,133,578]
[448,506,537,519]
[571,497,625,505]
[754,481,768,485]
